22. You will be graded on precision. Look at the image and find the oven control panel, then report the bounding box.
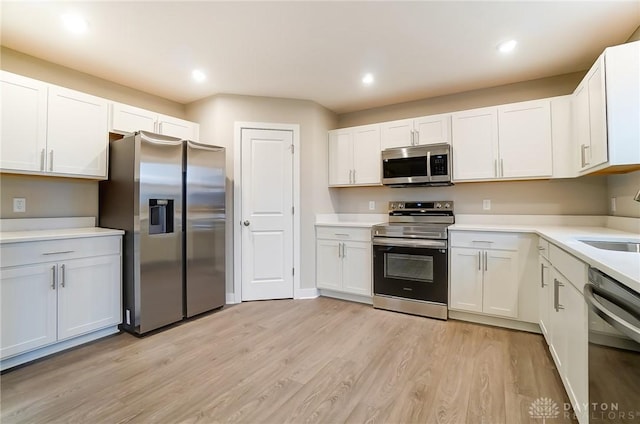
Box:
[389,201,453,211]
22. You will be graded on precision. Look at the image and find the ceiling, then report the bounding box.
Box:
[2,1,639,114]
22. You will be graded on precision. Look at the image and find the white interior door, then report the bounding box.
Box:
[241,128,294,301]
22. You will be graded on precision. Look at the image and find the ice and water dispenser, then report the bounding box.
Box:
[149,199,174,234]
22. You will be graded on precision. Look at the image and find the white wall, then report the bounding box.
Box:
[186,94,337,293]
[331,176,609,215]
[607,171,640,218]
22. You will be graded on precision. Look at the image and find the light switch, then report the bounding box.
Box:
[482,199,491,210]
[369,201,376,210]
[13,197,26,213]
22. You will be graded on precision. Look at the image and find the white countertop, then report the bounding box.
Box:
[0,217,124,244]
[0,227,124,244]
[315,213,386,228]
[450,222,640,294]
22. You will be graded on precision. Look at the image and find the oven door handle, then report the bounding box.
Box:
[373,237,447,249]
[584,283,640,344]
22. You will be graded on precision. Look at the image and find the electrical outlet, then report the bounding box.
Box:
[13,197,26,213]
[611,197,617,213]
[482,199,491,211]
[368,200,376,210]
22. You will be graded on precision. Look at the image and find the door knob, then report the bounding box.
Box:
[243,220,250,226]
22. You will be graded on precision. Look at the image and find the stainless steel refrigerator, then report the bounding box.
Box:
[99,131,225,335]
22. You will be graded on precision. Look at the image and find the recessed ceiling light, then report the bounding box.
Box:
[497,39,517,54]
[362,73,374,85]
[192,69,206,83]
[61,13,88,35]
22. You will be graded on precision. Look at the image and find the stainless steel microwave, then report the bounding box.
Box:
[382,143,452,187]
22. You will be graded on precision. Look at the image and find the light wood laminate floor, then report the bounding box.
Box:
[1,297,576,423]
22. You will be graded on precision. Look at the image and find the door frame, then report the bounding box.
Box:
[232,122,301,304]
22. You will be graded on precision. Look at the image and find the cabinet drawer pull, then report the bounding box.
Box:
[537,246,545,251]
[51,265,56,290]
[472,240,493,243]
[60,264,66,288]
[334,233,349,237]
[42,250,75,255]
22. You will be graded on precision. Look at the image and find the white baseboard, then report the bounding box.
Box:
[448,310,541,333]
[1,326,120,371]
[318,289,373,305]
[295,287,319,299]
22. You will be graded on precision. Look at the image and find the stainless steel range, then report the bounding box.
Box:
[372,201,454,320]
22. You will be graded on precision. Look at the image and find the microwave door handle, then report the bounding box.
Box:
[426,151,431,180]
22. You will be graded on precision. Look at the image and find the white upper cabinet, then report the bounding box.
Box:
[158,114,199,140]
[414,114,451,146]
[0,71,109,179]
[550,96,576,178]
[451,106,498,181]
[452,99,553,182]
[47,85,109,178]
[110,103,199,141]
[328,124,380,186]
[498,99,552,179]
[575,41,640,174]
[110,103,157,134]
[380,114,451,149]
[0,71,48,173]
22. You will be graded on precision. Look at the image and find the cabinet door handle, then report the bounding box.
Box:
[40,149,46,171]
[494,159,498,178]
[49,150,54,171]
[51,265,57,290]
[42,250,75,255]
[581,144,591,167]
[348,169,353,184]
[484,251,488,271]
[353,169,356,184]
[478,251,481,270]
[554,278,565,312]
[500,159,504,177]
[158,122,163,134]
[540,263,546,288]
[342,242,346,258]
[338,242,342,258]
[60,264,66,288]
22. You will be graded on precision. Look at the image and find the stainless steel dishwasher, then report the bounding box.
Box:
[584,267,640,423]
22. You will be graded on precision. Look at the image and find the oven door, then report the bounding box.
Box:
[372,238,448,304]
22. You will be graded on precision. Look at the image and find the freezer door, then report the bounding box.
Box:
[138,131,184,333]
[185,140,226,317]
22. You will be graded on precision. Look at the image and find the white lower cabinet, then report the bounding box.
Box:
[450,247,518,318]
[316,226,372,297]
[0,236,122,366]
[449,231,525,319]
[540,238,588,424]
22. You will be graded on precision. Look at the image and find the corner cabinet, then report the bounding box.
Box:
[110,102,200,141]
[574,40,640,174]
[449,230,539,324]
[315,225,372,298]
[0,71,109,179]
[328,124,381,186]
[0,234,123,370]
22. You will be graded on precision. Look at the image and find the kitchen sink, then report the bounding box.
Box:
[579,239,640,253]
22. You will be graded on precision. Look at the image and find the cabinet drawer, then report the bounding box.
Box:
[549,244,587,291]
[538,238,550,259]
[450,231,519,251]
[0,236,121,268]
[316,226,372,242]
